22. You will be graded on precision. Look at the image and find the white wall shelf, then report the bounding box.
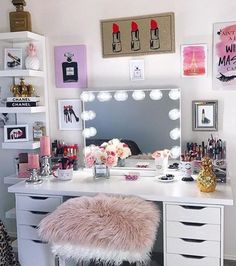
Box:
[4,174,26,185]
[0,70,45,77]
[2,141,40,150]
[5,208,16,219]
[0,106,46,114]
[0,31,44,43]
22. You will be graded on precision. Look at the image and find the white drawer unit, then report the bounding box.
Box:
[16,194,61,212]
[166,221,221,241]
[16,194,62,266]
[166,204,221,224]
[166,253,220,266]
[164,202,224,266]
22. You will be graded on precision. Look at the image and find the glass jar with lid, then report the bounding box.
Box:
[33,121,46,141]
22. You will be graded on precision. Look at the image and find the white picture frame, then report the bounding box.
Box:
[129,59,145,81]
[58,99,82,130]
[4,48,23,70]
[4,124,29,142]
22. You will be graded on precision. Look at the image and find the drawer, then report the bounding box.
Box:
[167,221,221,241]
[18,239,54,266]
[167,237,220,258]
[16,195,61,212]
[166,204,221,224]
[18,224,41,241]
[166,253,220,266]
[17,210,49,226]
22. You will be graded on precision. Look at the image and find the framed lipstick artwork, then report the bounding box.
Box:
[213,22,236,90]
[58,99,83,130]
[100,12,175,58]
[54,45,87,88]
[192,100,218,131]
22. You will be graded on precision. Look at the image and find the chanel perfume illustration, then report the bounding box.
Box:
[112,23,122,53]
[150,19,160,50]
[131,21,140,51]
[62,52,78,83]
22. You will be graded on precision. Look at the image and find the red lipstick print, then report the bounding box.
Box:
[112,23,122,53]
[131,21,140,51]
[150,19,160,50]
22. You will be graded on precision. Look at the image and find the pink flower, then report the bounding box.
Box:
[85,153,95,168]
[106,153,118,167]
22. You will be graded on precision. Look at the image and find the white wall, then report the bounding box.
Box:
[0,0,236,259]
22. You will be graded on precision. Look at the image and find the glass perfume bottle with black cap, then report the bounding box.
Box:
[62,52,78,83]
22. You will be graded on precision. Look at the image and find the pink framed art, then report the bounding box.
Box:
[181,44,207,77]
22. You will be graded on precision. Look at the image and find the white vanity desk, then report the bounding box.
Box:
[9,170,233,266]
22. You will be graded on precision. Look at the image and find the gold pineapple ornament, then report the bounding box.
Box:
[197,156,216,193]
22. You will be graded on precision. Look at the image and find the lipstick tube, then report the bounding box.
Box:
[150,19,160,50]
[131,21,140,51]
[112,23,122,53]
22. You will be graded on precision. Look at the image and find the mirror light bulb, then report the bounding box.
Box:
[170,146,181,159]
[169,89,180,100]
[132,90,145,101]
[80,92,95,102]
[168,109,180,120]
[97,92,112,102]
[149,90,163,100]
[81,111,96,121]
[114,91,128,101]
[82,127,97,138]
[169,128,180,140]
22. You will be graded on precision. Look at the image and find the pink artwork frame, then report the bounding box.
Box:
[181,44,207,77]
[213,22,236,90]
[54,45,87,88]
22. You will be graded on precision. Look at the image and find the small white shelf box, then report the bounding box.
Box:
[2,141,40,150]
[5,208,16,219]
[0,106,46,113]
[4,174,26,185]
[0,70,45,77]
[0,31,44,43]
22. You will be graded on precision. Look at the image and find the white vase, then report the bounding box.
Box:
[25,56,40,70]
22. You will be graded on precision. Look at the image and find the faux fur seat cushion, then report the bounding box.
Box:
[38,194,160,265]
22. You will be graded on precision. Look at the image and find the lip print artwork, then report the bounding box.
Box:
[213,22,236,89]
[101,12,175,57]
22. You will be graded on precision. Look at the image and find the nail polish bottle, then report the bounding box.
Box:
[62,52,78,83]
[9,0,32,32]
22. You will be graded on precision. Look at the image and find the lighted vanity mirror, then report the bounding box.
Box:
[81,88,181,171]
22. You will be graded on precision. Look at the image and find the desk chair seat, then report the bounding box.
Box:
[38,194,160,265]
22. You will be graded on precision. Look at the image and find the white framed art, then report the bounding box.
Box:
[129,59,145,81]
[4,48,23,70]
[4,124,29,142]
[58,99,82,130]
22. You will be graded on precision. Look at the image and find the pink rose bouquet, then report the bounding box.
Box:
[84,139,131,168]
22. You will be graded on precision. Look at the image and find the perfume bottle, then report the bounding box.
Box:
[9,0,32,32]
[62,52,78,83]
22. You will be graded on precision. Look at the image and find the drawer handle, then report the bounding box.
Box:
[180,205,206,210]
[29,211,49,215]
[31,240,47,244]
[181,238,206,243]
[29,196,49,200]
[181,222,205,227]
[30,225,38,229]
[181,254,205,259]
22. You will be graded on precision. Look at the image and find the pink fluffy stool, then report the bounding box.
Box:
[38,194,160,266]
